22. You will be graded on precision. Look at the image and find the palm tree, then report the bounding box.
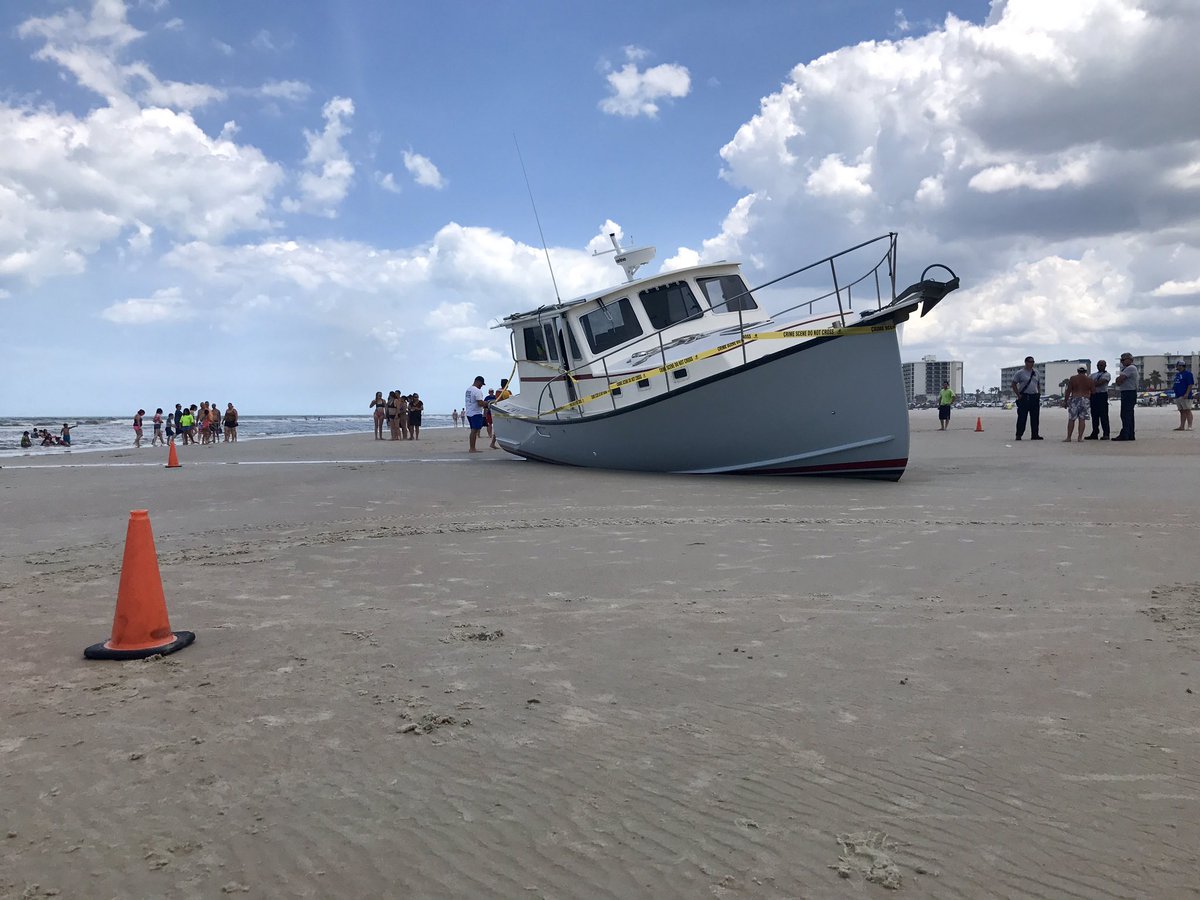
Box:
[1148,370,1163,390]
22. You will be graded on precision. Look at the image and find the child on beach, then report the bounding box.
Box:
[20,431,32,449]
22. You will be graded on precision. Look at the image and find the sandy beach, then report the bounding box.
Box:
[2,409,1198,899]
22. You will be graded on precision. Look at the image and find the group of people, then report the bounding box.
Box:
[20,424,72,448]
[464,377,511,452]
[136,402,239,447]
[1012,354,1194,442]
[369,391,425,440]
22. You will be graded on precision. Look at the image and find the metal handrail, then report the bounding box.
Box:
[531,233,900,417]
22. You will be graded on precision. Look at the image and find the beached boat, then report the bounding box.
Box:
[490,232,958,479]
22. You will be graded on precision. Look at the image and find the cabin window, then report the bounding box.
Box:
[565,322,582,360]
[543,323,559,361]
[639,281,703,330]
[522,325,550,361]
[672,368,688,380]
[636,378,651,390]
[698,274,757,312]
[580,298,644,354]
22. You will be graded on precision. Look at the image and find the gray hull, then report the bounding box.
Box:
[493,329,911,479]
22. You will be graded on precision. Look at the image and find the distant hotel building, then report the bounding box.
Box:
[902,356,963,403]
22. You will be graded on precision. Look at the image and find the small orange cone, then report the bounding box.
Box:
[165,442,181,468]
[84,510,194,660]
[975,417,984,432]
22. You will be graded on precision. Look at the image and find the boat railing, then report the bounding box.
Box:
[532,233,899,419]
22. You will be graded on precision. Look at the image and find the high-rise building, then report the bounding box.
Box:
[902,356,964,403]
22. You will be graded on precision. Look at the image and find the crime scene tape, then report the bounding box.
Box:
[538,323,895,416]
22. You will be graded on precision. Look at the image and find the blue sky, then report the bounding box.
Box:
[2,0,1197,415]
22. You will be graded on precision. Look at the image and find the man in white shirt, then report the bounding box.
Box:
[1112,352,1139,441]
[1085,359,1111,440]
[464,376,489,453]
[1010,356,1043,440]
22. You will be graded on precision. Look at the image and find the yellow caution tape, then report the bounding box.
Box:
[533,324,894,416]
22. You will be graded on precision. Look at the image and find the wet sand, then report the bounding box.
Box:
[1,410,1198,898]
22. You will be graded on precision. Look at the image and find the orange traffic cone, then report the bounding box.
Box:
[975,417,984,432]
[165,442,181,468]
[84,510,194,660]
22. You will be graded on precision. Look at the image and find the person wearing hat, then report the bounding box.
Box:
[1063,365,1094,442]
[1085,360,1111,439]
[464,376,490,453]
[1171,360,1194,431]
[1010,356,1043,440]
[1112,352,1139,441]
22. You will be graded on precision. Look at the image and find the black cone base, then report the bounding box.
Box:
[84,630,195,661]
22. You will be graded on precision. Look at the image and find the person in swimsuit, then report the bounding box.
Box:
[369,391,386,439]
[393,392,408,440]
[151,408,165,446]
[209,404,221,444]
[133,409,145,447]
[408,393,424,439]
[224,403,239,442]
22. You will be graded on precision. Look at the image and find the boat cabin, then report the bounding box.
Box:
[499,247,765,418]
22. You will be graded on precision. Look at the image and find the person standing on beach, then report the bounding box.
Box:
[151,408,165,446]
[224,403,239,442]
[1011,357,1043,440]
[369,391,386,440]
[452,409,459,428]
[465,376,488,452]
[937,380,954,431]
[179,406,195,444]
[60,423,73,447]
[483,389,496,440]
[1112,352,1139,441]
[133,409,145,447]
[409,394,424,439]
[1085,360,1111,440]
[1063,366,1093,442]
[1171,361,1194,431]
[489,379,512,449]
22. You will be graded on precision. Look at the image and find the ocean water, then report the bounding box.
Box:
[0,414,457,458]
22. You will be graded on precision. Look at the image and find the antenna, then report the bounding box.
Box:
[513,135,561,304]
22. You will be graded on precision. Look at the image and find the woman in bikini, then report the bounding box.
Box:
[393,392,408,440]
[223,403,238,442]
[369,391,386,440]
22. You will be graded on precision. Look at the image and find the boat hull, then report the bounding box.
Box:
[493,328,910,479]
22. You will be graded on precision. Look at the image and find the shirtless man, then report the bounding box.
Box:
[1063,365,1093,442]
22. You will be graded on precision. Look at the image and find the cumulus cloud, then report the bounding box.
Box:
[599,46,691,118]
[283,97,356,217]
[402,151,446,189]
[689,0,1200,380]
[101,286,193,324]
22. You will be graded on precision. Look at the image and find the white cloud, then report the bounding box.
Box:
[251,30,276,52]
[19,2,223,110]
[283,97,355,217]
[402,150,445,189]
[163,17,183,32]
[101,286,193,324]
[704,0,1200,382]
[600,47,691,118]
[806,151,873,198]
[1151,277,1200,297]
[375,171,401,193]
[256,79,310,102]
[212,39,233,56]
